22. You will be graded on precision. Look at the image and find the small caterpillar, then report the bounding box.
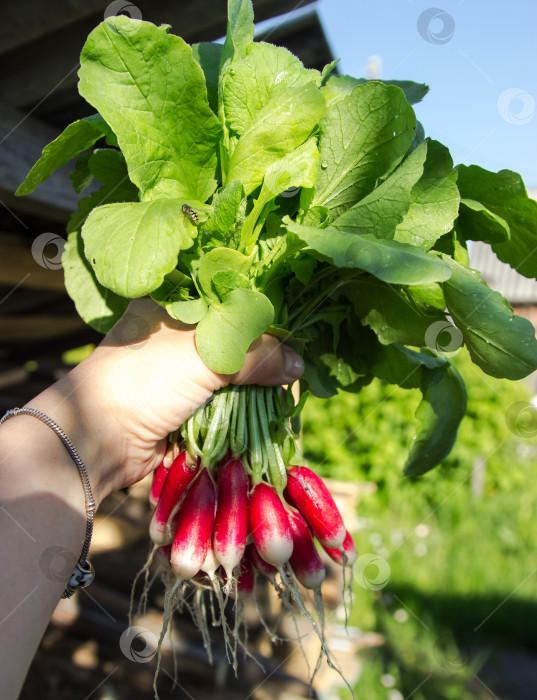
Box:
[182,204,199,224]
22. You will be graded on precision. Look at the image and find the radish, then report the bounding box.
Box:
[246,543,278,579]
[149,452,198,545]
[213,458,248,580]
[155,545,172,570]
[322,531,357,566]
[249,483,293,567]
[284,466,346,548]
[149,461,168,508]
[236,556,255,596]
[287,509,325,590]
[170,468,216,580]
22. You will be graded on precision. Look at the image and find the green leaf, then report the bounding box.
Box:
[203,180,246,247]
[326,75,429,105]
[82,198,196,297]
[170,298,208,324]
[221,0,254,67]
[457,198,510,245]
[301,361,338,398]
[456,165,537,278]
[288,222,452,285]
[313,82,416,220]
[226,83,325,195]
[394,140,460,249]
[372,344,466,474]
[404,363,467,476]
[197,247,253,301]
[192,42,222,114]
[62,230,128,333]
[16,115,111,195]
[330,141,427,239]
[239,138,320,251]
[224,42,320,135]
[70,153,93,193]
[441,257,537,379]
[196,288,274,373]
[346,279,446,346]
[87,149,129,186]
[78,17,222,201]
[67,155,139,234]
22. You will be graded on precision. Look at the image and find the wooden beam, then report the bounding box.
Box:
[0,232,66,291]
[0,102,80,221]
[0,315,85,341]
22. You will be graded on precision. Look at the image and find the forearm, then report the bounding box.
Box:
[0,383,106,699]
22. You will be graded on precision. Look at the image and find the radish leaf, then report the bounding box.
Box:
[63,230,129,333]
[196,288,274,373]
[82,199,196,297]
[78,16,222,201]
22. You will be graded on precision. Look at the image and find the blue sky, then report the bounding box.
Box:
[315,0,537,187]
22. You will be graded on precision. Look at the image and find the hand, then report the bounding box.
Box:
[31,299,304,503]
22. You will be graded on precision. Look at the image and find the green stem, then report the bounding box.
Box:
[256,387,282,492]
[247,386,264,481]
[201,391,228,467]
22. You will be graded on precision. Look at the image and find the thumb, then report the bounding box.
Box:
[225,334,304,386]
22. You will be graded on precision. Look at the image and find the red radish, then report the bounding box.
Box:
[323,531,357,566]
[149,461,168,508]
[155,545,172,570]
[149,452,198,545]
[213,458,248,579]
[236,556,255,596]
[170,468,216,580]
[200,541,221,580]
[249,483,293,567]
[284,466,346,548]
[246,543,278,579]
[287,509,325,589]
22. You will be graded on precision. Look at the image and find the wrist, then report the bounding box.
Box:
[21,365,126,507]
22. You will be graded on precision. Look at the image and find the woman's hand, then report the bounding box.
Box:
[28,298,304,504]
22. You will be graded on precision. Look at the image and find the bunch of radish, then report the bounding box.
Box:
[135,384,356,682]
[149,454,356,590]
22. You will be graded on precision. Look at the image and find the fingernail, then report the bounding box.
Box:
[283,346,304,380]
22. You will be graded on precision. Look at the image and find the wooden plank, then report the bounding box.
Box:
[0,232,66,291]
[0,315,85,341]
[0,102,81,220]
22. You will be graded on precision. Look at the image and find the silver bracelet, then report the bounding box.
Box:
[0,407,95,599]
